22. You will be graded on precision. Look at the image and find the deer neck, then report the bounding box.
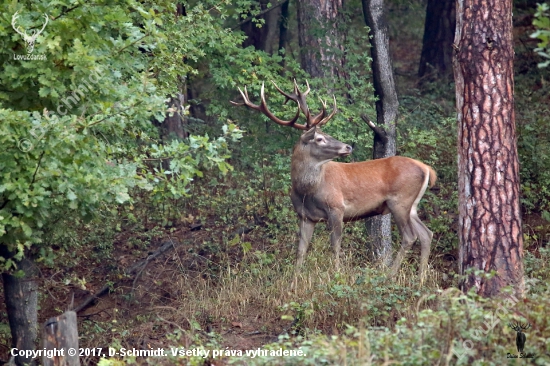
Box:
[291,145,329,195]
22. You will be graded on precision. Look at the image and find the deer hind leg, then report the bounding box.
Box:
[408,166,433,284]
[411,215,433,285]
[388,204,417,278]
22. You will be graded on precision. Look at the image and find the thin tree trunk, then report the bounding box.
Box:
[362,0,398,266]
[3,257,39,366]
[418,0,455,80]
[454,0,524,297]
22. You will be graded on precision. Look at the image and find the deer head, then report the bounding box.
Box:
[11,11,49,54]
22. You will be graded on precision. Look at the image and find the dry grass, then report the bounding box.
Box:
[126,229,446,343]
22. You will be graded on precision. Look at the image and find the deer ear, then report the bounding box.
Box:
[300,127,317,142]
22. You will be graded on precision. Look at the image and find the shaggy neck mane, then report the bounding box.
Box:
[291,144,328,194]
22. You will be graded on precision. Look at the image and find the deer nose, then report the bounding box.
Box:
[340,144,353,156]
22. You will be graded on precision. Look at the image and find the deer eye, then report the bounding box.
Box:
[316,137,324,143]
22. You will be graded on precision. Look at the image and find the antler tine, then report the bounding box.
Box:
[229,87,244,106]
[289,79,314,127]
[309,97,328,127]
[303,80,311,97]
[271,80,295,105]
[39,13,49,33]
[316,95,338,128]
[293,79,311,97]
[11,11,26,37]
[230,86,255,108]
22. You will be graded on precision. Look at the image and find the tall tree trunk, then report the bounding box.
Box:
[418,0,455,80]
[241,0,282,55]
[278,0,290,58]
[296,0,345,78]
[154,6,189,170]
[160,92,187,142]
[361,0,398,266]
[454,0,524,297]
[3,257,39,366]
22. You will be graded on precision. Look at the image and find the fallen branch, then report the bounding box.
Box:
[72,239,178,314]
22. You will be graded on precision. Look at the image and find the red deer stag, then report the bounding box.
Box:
[231,81,436,282]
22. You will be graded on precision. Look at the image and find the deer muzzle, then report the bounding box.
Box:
[338,144,353,157]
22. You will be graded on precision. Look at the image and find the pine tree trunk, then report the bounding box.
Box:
[362,0,398,266]
[418,0,455,80]
[454,0,524,297]
[3,258,39,366]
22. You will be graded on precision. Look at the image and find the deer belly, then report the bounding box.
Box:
[343,201,388,221]
[290,194,329,222]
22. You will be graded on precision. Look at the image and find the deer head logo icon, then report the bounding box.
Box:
[509,321,531,354]
[11,11,49,54]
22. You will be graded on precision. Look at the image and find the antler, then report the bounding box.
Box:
[271,79,337,129]
[509,321,531,332]
[230,83,305,130]
[34,13,49,40]
[11,11,28,39]
[231,80,337,130]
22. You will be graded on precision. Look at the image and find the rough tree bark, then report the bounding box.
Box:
[160,92,187,141]
[418,0,455,80]
[361,0,398,265]
[454,0,524,297]
[296,0,345,78]
[42,312,80,366]
[2,257,39,366]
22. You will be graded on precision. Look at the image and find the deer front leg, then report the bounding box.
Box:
[296,218,315,269]
[328,211,344,271]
